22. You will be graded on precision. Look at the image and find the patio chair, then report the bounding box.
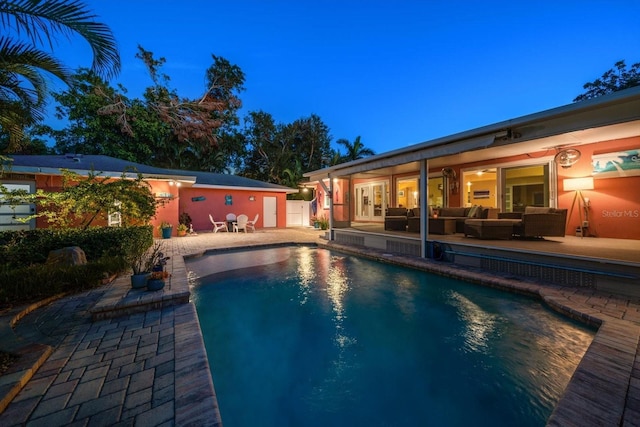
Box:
[246,213,259,232]
[234,214,249,233]
[209,214,228,233]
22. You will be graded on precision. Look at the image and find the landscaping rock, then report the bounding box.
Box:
[46,246,87,266]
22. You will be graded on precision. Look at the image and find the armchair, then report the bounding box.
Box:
[384,207,408,231]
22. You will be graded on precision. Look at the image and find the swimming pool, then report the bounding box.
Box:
[190,246,594,427]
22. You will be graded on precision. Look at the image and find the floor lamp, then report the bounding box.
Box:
[563,177,594,237]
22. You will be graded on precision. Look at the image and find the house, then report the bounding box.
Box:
[303,87,640,293]
[305,86,640,243]
[1,154,297,236]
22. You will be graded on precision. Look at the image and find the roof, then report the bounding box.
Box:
[304,85,640,180]
[5,154,297,193]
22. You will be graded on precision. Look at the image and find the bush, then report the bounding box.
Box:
[0,226,153,268]
[0,226,153,305]
[0,255,128,304]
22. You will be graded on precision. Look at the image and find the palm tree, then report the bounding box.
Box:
[336,135,375,162]
[0,0,121,149]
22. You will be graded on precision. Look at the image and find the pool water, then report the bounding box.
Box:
[190,247,594,427]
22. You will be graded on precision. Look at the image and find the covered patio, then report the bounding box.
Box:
[305,87,640,297]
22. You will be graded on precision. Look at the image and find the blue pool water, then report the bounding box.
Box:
[190,247,594,427]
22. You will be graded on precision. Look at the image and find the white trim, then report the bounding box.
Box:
[191,183,296,193]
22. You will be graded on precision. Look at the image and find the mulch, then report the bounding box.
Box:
[0,351,19,375]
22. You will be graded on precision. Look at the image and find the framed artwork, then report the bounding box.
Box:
[473,190,490,199]
[398,190,405,197]
[592,148,640,178]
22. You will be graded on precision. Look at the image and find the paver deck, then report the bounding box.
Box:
[1,227,639,426]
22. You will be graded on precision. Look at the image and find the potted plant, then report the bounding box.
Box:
[147,270,170,291]
[128,241,165,289]
[177,223,188,237]
[159,221,173,239]
[317,215,329,230]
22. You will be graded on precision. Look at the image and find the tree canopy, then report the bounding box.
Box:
[574,60,640,102]
[0,0,120,148]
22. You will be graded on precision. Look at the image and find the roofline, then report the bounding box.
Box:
[192,183,298,193]
[6,164,198,183]
[304,85,640,179]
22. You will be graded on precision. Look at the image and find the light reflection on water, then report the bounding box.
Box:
[191,246,595,427]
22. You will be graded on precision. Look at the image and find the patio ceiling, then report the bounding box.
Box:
[339,119,640,179]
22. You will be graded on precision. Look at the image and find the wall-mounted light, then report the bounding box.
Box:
[168,180,182,187]
[249,196,256,201]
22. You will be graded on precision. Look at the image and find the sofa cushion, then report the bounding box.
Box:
[386,207,408,217]
[524,206,552,214]
[467,205,480,218]
[439,207,466,217]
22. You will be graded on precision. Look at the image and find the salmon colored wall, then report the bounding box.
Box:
[25,176,289,234]
[149,180,179,238]
[178,187,287,231]
[557,137,640,240]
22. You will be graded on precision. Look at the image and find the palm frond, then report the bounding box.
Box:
[0,0,120,79]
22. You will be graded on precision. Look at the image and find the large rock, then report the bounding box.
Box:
[46,246,87,266]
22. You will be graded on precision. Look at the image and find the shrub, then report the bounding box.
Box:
[0,226,152,305]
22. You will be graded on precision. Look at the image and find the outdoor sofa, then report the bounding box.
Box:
[464,206,567,239]
[433,206,495,233]
[499,206,568,238]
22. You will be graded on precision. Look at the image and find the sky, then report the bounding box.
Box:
[51,0,640,155]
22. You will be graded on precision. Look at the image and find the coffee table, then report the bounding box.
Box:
[428,217,456,234]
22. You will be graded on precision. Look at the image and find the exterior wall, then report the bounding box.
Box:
[558,136,640,240]
[178,187,288,232]
[11,174,290,237]
[320,136,640,240]
[149,180,179,238]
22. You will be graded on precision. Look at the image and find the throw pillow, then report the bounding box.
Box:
[467,205,478,218]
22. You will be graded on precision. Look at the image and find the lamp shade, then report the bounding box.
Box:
[563,177,594,191]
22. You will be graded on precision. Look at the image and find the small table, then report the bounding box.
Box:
[428,218,456,234]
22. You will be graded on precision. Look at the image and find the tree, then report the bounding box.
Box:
[98,46,245,171]
[40,50,246,171]
[241,110,282,183]
[5,168,157,229]
[0,0,120,150]
[0,126,51,154]
[574,60,640,102]
[335,135,375,163]
[39,68,156,161]
[240,112,332,187]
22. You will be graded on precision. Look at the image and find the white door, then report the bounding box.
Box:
[0,182,36,231]
[355,182,387,221]
[263,196,277,227]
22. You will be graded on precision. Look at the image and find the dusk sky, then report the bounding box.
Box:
[52,1,640,154]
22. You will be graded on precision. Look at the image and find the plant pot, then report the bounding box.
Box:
[130,273,148,289]
[177,229,187,237]
[161,227,172,239]
[314,222,320,229]
[147,279,165,291]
